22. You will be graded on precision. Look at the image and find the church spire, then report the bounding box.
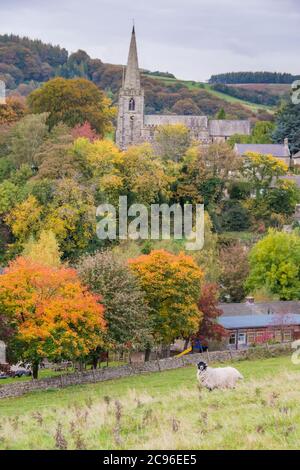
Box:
[124,25,141,91]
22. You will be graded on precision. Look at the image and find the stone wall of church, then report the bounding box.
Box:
[116,90,145,149]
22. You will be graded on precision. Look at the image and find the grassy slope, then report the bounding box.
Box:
[1,355,300,450]
[143,74,275,113]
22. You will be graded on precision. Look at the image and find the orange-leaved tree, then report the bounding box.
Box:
[0,257,106,378]
[129,250,203,358]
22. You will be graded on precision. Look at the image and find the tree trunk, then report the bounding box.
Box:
[161,345,170,358]
[32,361,39,379]
[184,338,190,350]
[92,355,98,370]
[145,346,151,362]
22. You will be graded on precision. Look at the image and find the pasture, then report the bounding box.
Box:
[0,355,299,450]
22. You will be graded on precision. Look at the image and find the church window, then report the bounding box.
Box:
[129,98,135,111]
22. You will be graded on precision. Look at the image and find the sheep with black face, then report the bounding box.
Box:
[197,361,243,391]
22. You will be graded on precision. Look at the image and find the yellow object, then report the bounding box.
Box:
[175,347,192,358]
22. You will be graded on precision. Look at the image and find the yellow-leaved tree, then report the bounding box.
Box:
[129,249,203,359]
[23,230,62,267]
[241,152,288,197]
[5,195,42,243]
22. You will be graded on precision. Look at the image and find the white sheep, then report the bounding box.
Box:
[196,361,243,391]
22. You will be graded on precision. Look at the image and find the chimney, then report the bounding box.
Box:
[245,296,255,304]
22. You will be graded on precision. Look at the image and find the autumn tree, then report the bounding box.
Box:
[0,180,19,214]
[23,230,61,267]
[196,283,226,343]
[266,179,300,217]
[5,195,42,243]
[71,121,99,142]
[174,147,223,206]
[219,242,250,302]
[173,142,239,206]
[246,230,300,300]
[171,98,201,115]
[33,123,76,180]
[9,113,48,168]
[77,251,152,360]
[119,143,171,205]
[241,152,288,197]
[43,178,96,259]
[72,139,170,206]
[0,257,106,378]
[28,77,115,135]
[154,124,191,162]
[129,250,203,358]
[199,142,241,180]
[0,95,27,125]
[72,137,123,205]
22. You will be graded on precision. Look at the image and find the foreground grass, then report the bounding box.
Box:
[0,355,299,450]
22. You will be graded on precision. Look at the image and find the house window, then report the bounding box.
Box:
[229,333,236,345]
[129,98,135,111]
[274,330,282,343]
[283,330,292,342]
[238,333,246,345]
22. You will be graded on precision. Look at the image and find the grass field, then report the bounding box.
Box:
[1,354,300,450]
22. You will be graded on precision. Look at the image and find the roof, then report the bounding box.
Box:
[219,301,300,317]
[144,115,208,128]
[219,314,300,329]
[209,120,251,137]
[234,143,290,158]
[293,151,300,159]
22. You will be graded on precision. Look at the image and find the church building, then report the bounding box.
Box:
[116,27,251,150]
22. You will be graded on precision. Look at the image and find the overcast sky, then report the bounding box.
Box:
[1,0,300,81]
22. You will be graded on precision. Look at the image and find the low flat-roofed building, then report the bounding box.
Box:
[218,301,300,349]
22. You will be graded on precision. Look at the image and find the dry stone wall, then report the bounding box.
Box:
[0,342,292,399]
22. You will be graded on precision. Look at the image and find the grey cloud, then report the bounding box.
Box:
[1,0,299,80]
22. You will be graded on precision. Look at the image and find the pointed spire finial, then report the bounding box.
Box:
[124,23,140,90]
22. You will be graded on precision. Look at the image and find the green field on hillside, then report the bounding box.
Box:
[144,73,275,113]
[0,355,299,450]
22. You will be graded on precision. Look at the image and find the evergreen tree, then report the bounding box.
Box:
[273,103,300,154]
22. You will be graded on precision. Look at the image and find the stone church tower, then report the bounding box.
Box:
[116,27,144,149]
[116,27,251,149]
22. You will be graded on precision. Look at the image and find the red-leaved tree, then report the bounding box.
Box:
[71,121,99,142]
[196,283,227,344]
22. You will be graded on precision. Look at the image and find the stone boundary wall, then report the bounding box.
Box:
[0,342,292,399]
